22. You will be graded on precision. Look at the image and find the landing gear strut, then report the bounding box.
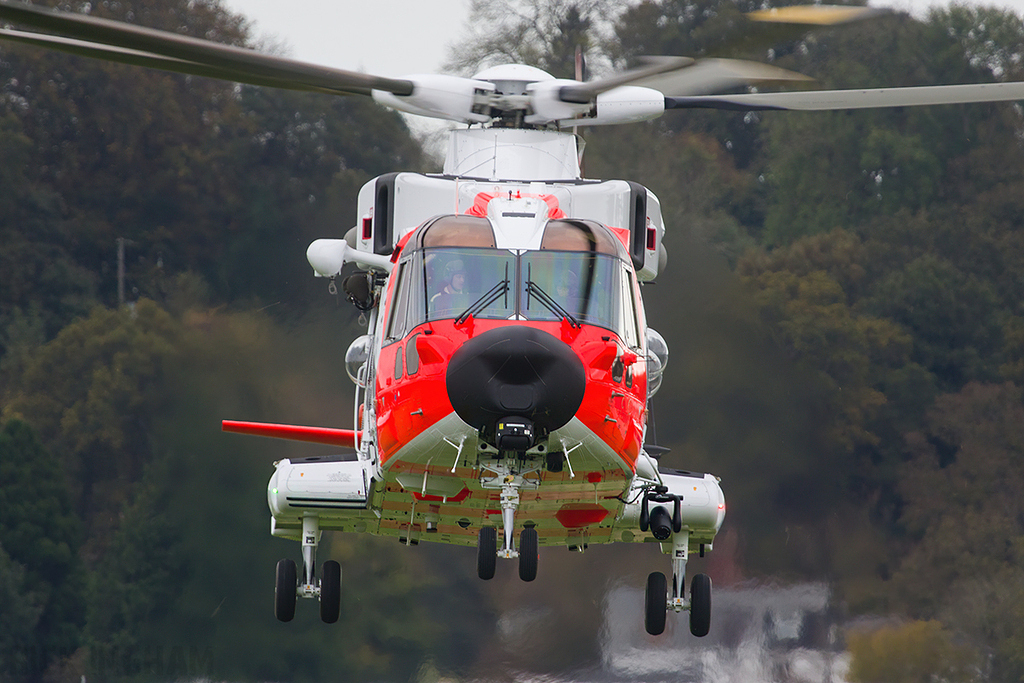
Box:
[275,515,342,623]
[476,466,539,581]
[644,529,712,637]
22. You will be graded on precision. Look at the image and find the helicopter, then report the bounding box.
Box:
[3,0,1024,639]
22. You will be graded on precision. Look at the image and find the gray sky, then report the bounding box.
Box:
[221,0,470,77]
[221,0,1024,79]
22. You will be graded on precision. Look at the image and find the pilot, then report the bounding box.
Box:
[556,269,579,299]
[430,260,467,313]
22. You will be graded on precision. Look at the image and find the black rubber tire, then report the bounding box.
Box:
[519,527,538,582]
[477,527,497,580]
[689,573,712,637]
[319,560,341,624]
[645,571,667,636]
[275,559,297,622]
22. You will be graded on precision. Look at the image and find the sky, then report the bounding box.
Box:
[220,0,1024,79]
[220,0,470,77]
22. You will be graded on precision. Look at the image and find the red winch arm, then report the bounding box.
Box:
[222,420,359,448]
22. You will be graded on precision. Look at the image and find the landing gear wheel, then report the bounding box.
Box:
[644,571,667,636]
[319,560,341,624]
[275,558,297,622]
[519,527,538,582]
[477,527,497,580]
[689,573,712,637]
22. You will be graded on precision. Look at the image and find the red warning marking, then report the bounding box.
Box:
[555,503,608,529]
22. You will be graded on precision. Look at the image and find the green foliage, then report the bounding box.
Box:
[863,255,1002,389]
[939,569,1024,681]
[85,473,188,659]
[2,297,493,681]
[742,268,902,452]
[930,4,1024,80]
[896,383,1024,608]
[847,620,982,683]
[3,301,183,552]
[0,544,47,680]
[0,110,97,370]
[738,231,914,456]
[0,420,85,680]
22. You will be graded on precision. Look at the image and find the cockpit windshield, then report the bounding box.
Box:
[424,249,515,322]
[384,216,641,347]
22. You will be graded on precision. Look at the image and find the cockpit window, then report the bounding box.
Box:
[521,251,634,343]
[421,248,515,322]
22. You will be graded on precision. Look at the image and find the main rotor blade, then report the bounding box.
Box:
[559,56,693,104]
[633,58,813,97]
[0,28,346,95]
[746,5,891,26]
[557,55,810,106]
[0,0,413,96]
[665,82,1024,111]
[704,4,892,59]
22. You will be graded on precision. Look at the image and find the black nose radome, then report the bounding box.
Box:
[446,326,585,445]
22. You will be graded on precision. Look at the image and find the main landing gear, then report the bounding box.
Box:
[476,468,539,582]
[644,529,712,637]
[274,515,342,623]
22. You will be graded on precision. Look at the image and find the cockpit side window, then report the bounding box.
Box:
[384,262,410,342]
[618,262,641,348]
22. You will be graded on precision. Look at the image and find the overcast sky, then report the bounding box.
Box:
[221,0,1024,79]
[220,0,470,77]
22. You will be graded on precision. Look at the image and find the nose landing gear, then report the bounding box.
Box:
[476,465,540,581]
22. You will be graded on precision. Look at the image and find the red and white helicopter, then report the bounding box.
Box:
[4,0,1024,637]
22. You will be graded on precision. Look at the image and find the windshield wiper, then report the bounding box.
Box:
[525,280,581,328]
[456,277,510,325]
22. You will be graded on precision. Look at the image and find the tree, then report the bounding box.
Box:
[2,301,183,552]
[0,544,47,682]
[445,0,618,77]
[738,231,914,459]
[847,620,982,683]
[896,383,1024,614]
[85,473,187,666]
[0,420,85,681]
[938,569,1024,682]
[929,4,1024,81]
[863,255,1002,390]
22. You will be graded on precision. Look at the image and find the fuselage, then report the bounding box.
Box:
[266,128,722,556]
[364,210,651,547]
